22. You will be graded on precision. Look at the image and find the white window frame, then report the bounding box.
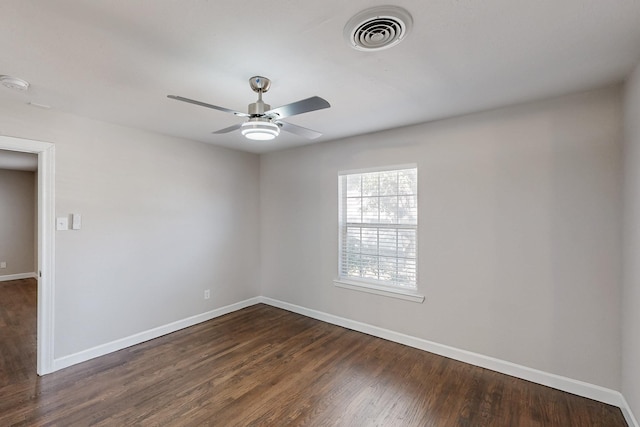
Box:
[334,165,424,303]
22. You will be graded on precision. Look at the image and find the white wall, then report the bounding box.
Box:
[260,86,623,389]
[0,168,35,276]
[0,99,260,358]
[623,62,640,420]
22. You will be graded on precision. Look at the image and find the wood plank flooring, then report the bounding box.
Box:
[0,278,627,426]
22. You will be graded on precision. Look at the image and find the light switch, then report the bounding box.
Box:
[72,213,81,230]
[56,217,69,231]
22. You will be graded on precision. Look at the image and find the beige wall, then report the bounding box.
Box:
[260,86,623,389]
[0,98,261,358]
[0,168,36,276]
[623,61,640,421]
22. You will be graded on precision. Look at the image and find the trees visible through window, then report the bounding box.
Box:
[338,167,417,289]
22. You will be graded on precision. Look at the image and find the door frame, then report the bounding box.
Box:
[0,135,55,375]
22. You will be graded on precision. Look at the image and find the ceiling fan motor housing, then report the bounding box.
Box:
[248,100,270,116]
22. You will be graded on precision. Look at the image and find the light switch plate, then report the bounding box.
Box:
[72,213,81,230]
[56,217,69,231]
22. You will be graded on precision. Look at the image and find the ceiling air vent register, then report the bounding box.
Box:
[344,6,413,51]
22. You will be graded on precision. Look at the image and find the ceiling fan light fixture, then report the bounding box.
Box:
[241,119,280,141]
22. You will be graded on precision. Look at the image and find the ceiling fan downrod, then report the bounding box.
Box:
[248,76,271,116]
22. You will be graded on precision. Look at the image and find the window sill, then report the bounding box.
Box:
[333,279,425,303]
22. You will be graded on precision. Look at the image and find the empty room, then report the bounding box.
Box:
[1,1,640,425]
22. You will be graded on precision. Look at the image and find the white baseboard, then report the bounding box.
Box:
[47,294,637,427]
[259,296,637,426]
[0,272,37,282]
[620,394,640,427]
[52,297,261,372]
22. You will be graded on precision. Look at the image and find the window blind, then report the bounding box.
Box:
[338,167,417,289]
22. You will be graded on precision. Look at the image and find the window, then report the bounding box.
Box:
[336,166,421,301]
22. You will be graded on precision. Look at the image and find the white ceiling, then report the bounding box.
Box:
[0,1,639,154]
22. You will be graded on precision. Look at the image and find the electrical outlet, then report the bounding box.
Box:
[204,289,210,300]
[0,261,6,269]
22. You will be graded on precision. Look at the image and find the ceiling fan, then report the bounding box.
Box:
[168,76,330,141]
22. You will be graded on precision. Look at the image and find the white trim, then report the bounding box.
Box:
[338,163,418,176]
[337,167,419,290]
[38,143,56,375]
[620,394,640,427]
[53,297,261,371]
[259,296,629,412]
[0,135,55,375]
[334,279,425,303]
[0,272,37,282]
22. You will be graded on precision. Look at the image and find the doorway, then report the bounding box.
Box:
[0,135,54,375]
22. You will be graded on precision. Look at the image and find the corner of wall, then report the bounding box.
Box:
[622,59,640,427]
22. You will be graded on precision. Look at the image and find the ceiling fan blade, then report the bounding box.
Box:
[212,123,242,134]
[277,121,323,139]
[167,95,250,117]
[266,96,330,119]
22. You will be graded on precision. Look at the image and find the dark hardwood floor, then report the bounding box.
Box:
[0,278,627,426]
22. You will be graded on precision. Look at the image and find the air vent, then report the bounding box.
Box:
[344,6,413,51]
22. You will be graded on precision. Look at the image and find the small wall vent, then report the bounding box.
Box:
[344,6,413,51]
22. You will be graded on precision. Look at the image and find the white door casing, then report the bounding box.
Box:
[0,135,55,375]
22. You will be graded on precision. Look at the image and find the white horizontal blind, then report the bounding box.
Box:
[338,167,417,289]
